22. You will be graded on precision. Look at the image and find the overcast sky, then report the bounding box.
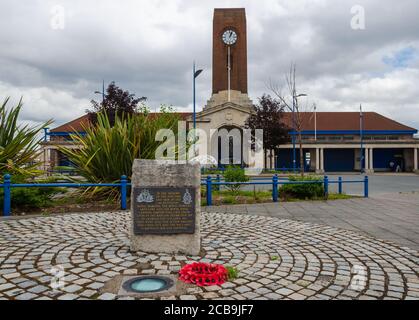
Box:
[1,0,418,131]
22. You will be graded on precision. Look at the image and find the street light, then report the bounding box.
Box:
[360,104,364,174]
[313,103,317,141]
[292,93,307,173]
[192,62,203,159]
[193,62,203,130]
[94,80,105,105]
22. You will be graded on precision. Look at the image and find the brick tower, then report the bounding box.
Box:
[205,8,252,110]
[212,8,248,94]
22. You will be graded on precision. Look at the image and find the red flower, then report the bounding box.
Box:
[179,262,228,286]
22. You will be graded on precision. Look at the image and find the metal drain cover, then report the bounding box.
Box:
[121,276,175,295]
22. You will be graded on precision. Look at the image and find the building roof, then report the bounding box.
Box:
[50,111,417,134]
[50,114,90,132]
[50,113,193,133]
[281,112,417,133]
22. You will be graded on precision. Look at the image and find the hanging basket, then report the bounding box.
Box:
[179,262,228,286]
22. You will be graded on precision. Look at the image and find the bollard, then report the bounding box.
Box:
[338,177,343,194]
[272,174,279,203]
[3,174,11,216]
[324,176,329,199]
[206,176,212,206]
[364,176,369,198]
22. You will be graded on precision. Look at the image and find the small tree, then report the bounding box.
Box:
[270,64,314,176]
[245,94,289,169]
[223,166,250,194]
[87,81,147,125]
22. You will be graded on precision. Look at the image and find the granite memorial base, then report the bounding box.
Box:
[130,160,201,256]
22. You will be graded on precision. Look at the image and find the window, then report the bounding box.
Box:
[388,136,399,140]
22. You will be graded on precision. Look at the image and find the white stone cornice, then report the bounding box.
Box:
[197,102,253,119]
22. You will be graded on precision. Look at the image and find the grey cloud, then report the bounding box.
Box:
[0,0,418,130]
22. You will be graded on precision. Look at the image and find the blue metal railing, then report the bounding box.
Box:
[1,174,368,216]
[200,174,291,192]
[201,175,290,182]
[202,167,303,173]
[201,175,368,206]
[1,175,130,217]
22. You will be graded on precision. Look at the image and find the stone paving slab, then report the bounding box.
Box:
[207,193,419,250]
[0,211,418,300]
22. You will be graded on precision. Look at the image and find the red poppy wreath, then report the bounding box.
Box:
[179,262,228,286]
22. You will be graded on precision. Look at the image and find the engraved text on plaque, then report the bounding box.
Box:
[133,187,195,235]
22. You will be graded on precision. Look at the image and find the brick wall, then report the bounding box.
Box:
[212,8,248,94]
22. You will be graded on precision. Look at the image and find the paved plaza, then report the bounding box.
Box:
[326,174,419,196]
[245,174,419,197]
[206,192,419,250]
[0,210,418,300]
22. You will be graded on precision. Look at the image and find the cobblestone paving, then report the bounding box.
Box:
[207,193,419,250]
[0,212,418,300]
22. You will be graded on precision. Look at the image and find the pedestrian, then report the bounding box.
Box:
[389,161,395,172]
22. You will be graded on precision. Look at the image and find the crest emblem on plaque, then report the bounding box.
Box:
[182,189,192,205]
[137,189,154,203]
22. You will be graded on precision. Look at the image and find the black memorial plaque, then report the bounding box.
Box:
[133,187,196,235]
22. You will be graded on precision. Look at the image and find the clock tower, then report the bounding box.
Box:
[194,8,254,166]
[212,8,248,95]
[203,8,253,111]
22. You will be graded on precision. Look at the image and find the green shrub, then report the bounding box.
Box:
[279,175,324,199]
[0,176,65,214]
[225,266,239,280]
[223,166,249,193]
[222,195,236,205]
[60,108,182,198]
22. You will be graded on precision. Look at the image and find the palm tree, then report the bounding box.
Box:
[60,109,182,198]
[0,98,52,177]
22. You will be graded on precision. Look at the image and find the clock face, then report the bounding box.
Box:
[222,29,238,45]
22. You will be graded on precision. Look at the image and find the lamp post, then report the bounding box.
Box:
[292,93,307,173]
[193,62,203,130]
[360,104,364,173]
[314,103,317,141]
[94,80,105,106]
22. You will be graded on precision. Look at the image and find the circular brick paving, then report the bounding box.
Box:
[0,212,418,300]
